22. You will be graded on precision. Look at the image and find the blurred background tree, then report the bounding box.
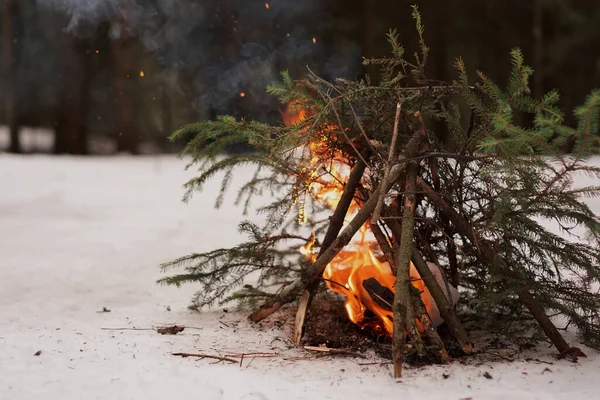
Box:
[1,0,599,154]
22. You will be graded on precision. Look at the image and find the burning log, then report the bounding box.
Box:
[362,278,394,311]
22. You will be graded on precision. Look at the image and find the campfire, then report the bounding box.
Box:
[162,19,596,378]
[288,103,458,337]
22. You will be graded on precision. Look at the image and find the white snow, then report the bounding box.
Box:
[1,154,598,400]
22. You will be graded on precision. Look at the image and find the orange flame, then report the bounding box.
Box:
[323,236,430,335]
[281,100,314,126]
[286,102,444,336]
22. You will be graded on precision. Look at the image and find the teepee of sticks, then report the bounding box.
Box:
[160,9,600,378]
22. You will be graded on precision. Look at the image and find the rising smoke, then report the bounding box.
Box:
[34,0,359,119]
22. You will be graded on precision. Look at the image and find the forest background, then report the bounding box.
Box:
[2,0,599,155]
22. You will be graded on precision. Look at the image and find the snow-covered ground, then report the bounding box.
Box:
[1,154,598,400]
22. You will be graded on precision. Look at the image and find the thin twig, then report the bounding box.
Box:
[101,327,154,331]
[172,352,237,363]
[321,277,350,292]
[102,325,205,332]
[305,67,383,162]
[303,346,367,358]
[305,67,371,168]
[408,152,491,162]
[347,101,385,162]
[372,102,402,223]
[219,321,230,328]
[225,352,279,358]
[319,90,371,168]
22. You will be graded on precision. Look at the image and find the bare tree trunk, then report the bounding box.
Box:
[160,79,172,150]
[111,11,139,154]
[3,0,20,153]
[533,0,544,99]
[361,0,380,80]
[54,36,90,155]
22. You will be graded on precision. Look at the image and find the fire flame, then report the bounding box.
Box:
[323,233,430,335]
[282,104,442,336]
[310,194,433,335]
[280,100,314,127]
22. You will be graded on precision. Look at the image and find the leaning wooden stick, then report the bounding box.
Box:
[410,244,473,354]
[390,111,429,378]
[416,177,584,358]
[249,162,406,323]
[370,222,398,274]
[373,219,449,360]
[411,290,450,363]
[372,102,402,223]
[293,158,368,345]
[371,221,425,356]
[392,160,419,378]
[383,213,473,354]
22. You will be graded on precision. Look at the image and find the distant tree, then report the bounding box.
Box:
[53,32,91,155]
[111,13,139,154]
[2,0,21,153]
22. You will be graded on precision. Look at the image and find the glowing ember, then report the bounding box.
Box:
[139,71,145,78]
[240,92,246,97]
[265,2,269,9]
[312,37,317,44]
